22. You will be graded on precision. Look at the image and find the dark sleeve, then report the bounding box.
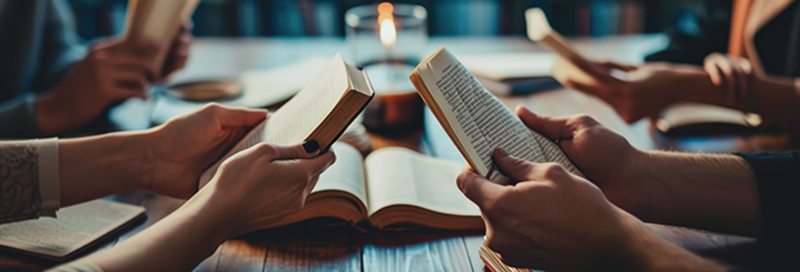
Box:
[0,93,38,138]
[27,0,86,92]
[645,0,732,66]
[736,151,800,249]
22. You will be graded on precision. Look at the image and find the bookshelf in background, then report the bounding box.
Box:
[64,0,705,40]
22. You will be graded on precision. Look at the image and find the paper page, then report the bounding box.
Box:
[531,130,578,173]
[261,54,348,146]
[365,147,480,217]
[0,200,143,258]
[458,52,556,80]
[312,142,368,206]
[198,54,350,188]
[135,0,190,41]
[418,48,545,182]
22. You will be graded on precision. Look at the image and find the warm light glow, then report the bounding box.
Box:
[379,19,397,48]
[378,2,394,15]
[378,2,396,48]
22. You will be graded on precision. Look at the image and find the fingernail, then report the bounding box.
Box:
[303,140,320,154]
[495,147,510,157]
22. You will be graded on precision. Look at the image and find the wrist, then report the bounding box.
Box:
[136,128,165,192]
[680,67,725,106]
[186,183,244,239]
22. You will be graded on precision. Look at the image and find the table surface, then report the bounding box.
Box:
[3,35,797,272]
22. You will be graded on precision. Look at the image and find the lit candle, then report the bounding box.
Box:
[378,3,397,48]
[377,2,397,92]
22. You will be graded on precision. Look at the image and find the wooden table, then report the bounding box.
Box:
[3,35,797,271]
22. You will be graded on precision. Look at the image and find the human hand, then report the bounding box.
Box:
[159,22,193,80]
[142,104,267,199]
[35,37,162,134]
[458,148,648,270]
[703,53,754,109]
[551,58,710,123]
[514,107,649,218]
[458,149,725,271]
[203,141,335,237]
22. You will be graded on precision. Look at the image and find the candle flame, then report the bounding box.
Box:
[378,3,396,48]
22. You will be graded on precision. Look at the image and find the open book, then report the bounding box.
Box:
[199,54,375,187]
[655,103,761,136]
[261,142,482,230]
[410,47,581,184]
[0,199,145,261]
[124,0,200,78]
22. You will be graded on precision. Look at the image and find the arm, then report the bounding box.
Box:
[59,104,267,205]
[457,148,727,271]
[635,151,760,236]
[515,107,761,236]
[57,142,334,272]
[0,104,266,224]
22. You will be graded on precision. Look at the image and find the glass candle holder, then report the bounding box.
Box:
[346,3,428,135]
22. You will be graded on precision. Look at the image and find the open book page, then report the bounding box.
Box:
[311,142,367,204]
[364,147,480,217]
[266,142,369,228]
[417,48,546,182]
[0,199,143,258]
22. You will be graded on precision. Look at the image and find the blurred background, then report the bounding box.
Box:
[67,0,711,39]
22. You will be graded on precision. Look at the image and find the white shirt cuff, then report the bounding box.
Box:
[37,137,60,217]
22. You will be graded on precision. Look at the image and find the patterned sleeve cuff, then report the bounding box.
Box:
[37,138,60,217]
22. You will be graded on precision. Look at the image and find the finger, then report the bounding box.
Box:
[111,71,149,92]
[715,59,736,97]
[182,20,195,32]
[515,106,571,140]
[291,151,337,177]
[597,60,637,72]
[107,38,163,58]
[737,58,753,75]
[268,141,322,161]
[492,148,539,182]
[516,106,598,140]
[552,58,624,91]
[704,59,723,86]
[563,77,619,96]
[202,104,268,127]
[457,167,506,209]
[101,55,158,80]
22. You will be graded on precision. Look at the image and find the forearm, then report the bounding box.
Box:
[630,232,727,272]
[609,211,727,272]
[634,151,760,236]
[686,71,799,131]
[59,130,157,206]
[78,189,233,272]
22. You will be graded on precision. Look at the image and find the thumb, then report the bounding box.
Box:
[267,140,321,161]
[457,166,505,209]
[492,147,536,182]
[203,104,267,127]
